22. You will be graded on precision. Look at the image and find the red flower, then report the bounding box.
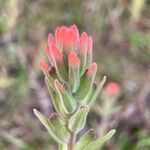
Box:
[105,82,120,95]
[39,24,94,81]
[55,25,79,52]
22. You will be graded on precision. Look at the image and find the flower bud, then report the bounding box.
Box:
[105,82,120,95]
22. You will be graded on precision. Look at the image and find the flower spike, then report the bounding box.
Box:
[35,24,115,149]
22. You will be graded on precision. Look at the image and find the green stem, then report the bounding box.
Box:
[59,143,67,150]
[67,132,76,150]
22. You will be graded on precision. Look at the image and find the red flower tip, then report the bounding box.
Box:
[54,79,64,91]
[87,36,93,53]
[56,26,68,49]
[70,24,79,38]
[79,32,89,54]
[86,62,98,76]
[68,51,80,67]
[51,44,63,63]
[45,44,52,59]
[55,25,79,51]
[39,60,50,75]
[48,33,55,46]
[67,29,78,49]
[105,82,120,95]
[55,27,60,46]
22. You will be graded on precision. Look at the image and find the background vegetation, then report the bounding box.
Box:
[0,0,150,149]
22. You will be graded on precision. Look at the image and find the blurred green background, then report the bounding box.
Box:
[0,0,150,149]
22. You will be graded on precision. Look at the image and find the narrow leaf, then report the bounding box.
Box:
[33,109,70,143]
[45,78,67,117]
[88,76,106,105]
[49,113,70,143]
[75,129,96,150]
[68,106,89,134]
[76,63,97,103]
[79,32,88,75]
[54,79,76,114]
[84,129,116,150]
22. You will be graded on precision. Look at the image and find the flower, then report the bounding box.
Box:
[105,82,120,95]
[39,24,93,81]
[39,24,105,108]
[35,25,114,148]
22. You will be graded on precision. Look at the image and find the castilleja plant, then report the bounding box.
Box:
[33,25,115,150]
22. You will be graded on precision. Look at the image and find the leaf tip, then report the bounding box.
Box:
[33,108,37,115]
[109,129,116,136]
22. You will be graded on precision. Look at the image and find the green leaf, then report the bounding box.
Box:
[45,78,67,117]
[79,53,87,76]
[68,61,80,93]
[88,76,106,105]
[75,63,97,103]
[81,84,96,105]
[75,129,96,150]
[84,129,116,150]
[56,62,68,82]
[49,113,70,143]
[68,106,89,134]
[33,109,70,144]
[54,79,76,114]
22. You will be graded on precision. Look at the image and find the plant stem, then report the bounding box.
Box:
[67,132,76,150]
